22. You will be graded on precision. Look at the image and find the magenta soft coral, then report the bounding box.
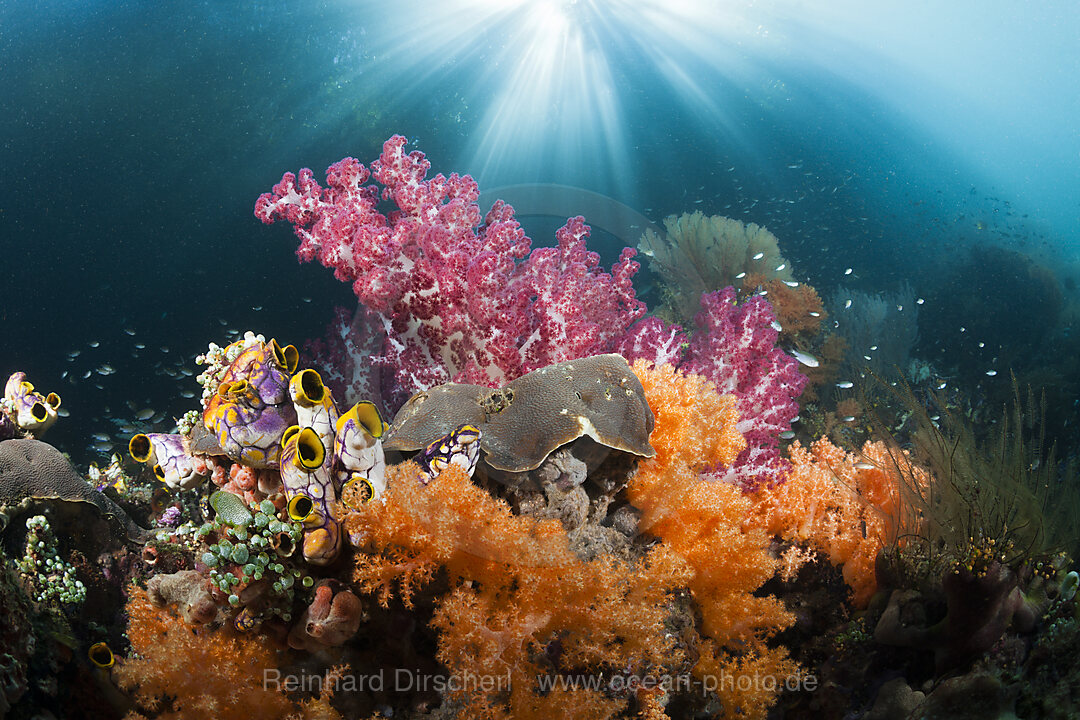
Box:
[256,136,645,396]
[617,287,807,491]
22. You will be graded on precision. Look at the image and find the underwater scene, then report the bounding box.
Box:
[2,1,1079,718]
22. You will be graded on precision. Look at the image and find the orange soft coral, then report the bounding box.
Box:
[629,360,798,718]
[115,586,342,720]
[749,438,926,607]
[343,461,692,720]
[626,360,745,531]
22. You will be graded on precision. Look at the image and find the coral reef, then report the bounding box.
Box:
[7,131,1079,720]
[190,493,317,626]
[0,560,34,716]
[305,304,388,413]
[739,273,826,346]
[147,569,221,625]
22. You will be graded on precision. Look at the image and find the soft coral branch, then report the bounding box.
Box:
[115,587,342,720]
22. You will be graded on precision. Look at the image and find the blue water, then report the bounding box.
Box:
[2,0,1077,464]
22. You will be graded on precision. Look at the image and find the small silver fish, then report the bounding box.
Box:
[842,416,856,422]
[844,299,852,309]
[779,431,796,440]
[844,268,852,275]
[135,408,155,420]
[837,381,854,389]
[854,462,875,470]
[775,263,786,272]
[791,350,820,368]
[986,370,997,377]
[752,252,764,260]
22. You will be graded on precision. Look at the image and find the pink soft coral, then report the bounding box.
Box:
[256,136,645,398]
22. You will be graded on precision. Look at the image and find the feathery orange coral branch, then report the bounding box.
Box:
[114,586,343,720]
[629,360,798,718]
[749,438,924,607]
